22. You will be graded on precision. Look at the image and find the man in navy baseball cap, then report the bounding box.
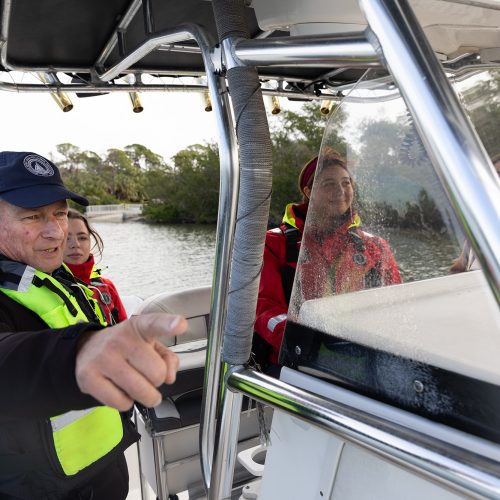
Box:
[0,150,186,500]
[0,151,88,208]
[0,151,88,273]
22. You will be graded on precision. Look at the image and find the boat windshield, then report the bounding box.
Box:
[281,69,500,443]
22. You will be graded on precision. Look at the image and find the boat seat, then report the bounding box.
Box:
[133,285,211,346]
[133,286,211,404]
[134,286,272,498]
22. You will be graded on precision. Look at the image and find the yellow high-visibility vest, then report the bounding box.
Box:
[0,265,123,476]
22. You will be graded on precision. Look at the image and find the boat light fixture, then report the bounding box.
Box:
[265,95,281,114]
[50,91,74,113]
[203,91,212,112]
[38,72,73,112]
[271,95,281,114]
[320,100,336,115]
[129,92,144,113]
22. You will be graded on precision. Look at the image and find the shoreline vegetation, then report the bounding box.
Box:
[56,102,465,234]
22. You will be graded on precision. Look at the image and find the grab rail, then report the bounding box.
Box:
[227,366,500,498]
[94,22,241,492]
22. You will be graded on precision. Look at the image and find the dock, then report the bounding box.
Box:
[85,204,143,222]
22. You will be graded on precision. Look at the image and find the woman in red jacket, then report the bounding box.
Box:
[254,151,401,371]
[64,209,127,325]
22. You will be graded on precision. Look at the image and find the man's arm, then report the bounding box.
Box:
[76,313,186,411]
[0,322,101,417]
[0,313,186,417]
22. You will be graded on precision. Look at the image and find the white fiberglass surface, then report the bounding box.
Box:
[252,0,500,55]
[288,70,500,383]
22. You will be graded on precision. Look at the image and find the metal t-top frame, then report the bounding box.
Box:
[1,0,498,497]
[204,0,500,499]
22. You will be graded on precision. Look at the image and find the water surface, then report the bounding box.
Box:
[93,221,459,299]
[92,221,216,298]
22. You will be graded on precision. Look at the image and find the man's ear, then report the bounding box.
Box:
[303,186,312,200]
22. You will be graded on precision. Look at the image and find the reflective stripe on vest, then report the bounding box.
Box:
[90,265,102,280]
[347,213,362,230]
[267,313,287,332]
[0,266,122,476]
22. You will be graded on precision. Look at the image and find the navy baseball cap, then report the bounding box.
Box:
[0,151,88,208]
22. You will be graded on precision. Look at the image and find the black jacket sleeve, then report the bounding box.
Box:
[0,299,104,418]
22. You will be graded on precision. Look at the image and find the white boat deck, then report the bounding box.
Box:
[125,445,190,500]
[125,445,144,500]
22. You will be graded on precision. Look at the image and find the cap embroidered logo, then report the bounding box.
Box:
[23,154,55,177]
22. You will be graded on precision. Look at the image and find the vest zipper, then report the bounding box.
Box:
[39,419,66,477]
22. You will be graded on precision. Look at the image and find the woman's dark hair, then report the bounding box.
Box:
[67,208,104,257]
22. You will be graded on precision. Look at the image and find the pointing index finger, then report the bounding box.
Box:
[134,313,187,344]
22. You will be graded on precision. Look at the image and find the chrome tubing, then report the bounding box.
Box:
[0,80,323,99]
[0,82,208,93]
[94,0,143,68]
[358,0,500,304]
[188,27,240,494]
[96,21,240,494]
[157,43,202,54]
[0,0,13,69]
[228,367,500,498]
[208,389,243,500]
[97,25,200,82]
[232,33,379,68]
[152,436,169,499]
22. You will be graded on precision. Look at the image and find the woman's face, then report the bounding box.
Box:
[311,164,354,218]
[64,218,91,265]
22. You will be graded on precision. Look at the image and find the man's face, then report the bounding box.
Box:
[0,200,69,273]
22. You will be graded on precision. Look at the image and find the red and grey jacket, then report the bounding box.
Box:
[65,255,127,325]
[255,203,402,364]
[297,216,401,299]
[255,203,307,364]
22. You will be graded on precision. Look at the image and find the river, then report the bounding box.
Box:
[92,220,460,300]
[92,220,217,298]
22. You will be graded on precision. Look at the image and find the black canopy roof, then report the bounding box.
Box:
[0,0,369,93]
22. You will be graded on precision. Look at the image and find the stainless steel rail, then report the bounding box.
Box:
[231,33,379,67]
[146,25,240,496]
[0,82,209,93]
[208,389,243,499]
[0,80,323,99]
[0,0,12,69]
[228,367,500,499]
[97,26,199,82]
[94,0,143,68]
[98,29,380,81]
[358,0,500,304]
[94,21,241,495]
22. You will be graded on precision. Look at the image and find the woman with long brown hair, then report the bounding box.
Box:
[64,209,127,325]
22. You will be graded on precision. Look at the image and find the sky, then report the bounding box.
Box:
[0,72,309,164]
[0,84,220,163]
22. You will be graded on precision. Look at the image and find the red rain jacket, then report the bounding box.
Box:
[66,255,128,325]
[255,203,401,363]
